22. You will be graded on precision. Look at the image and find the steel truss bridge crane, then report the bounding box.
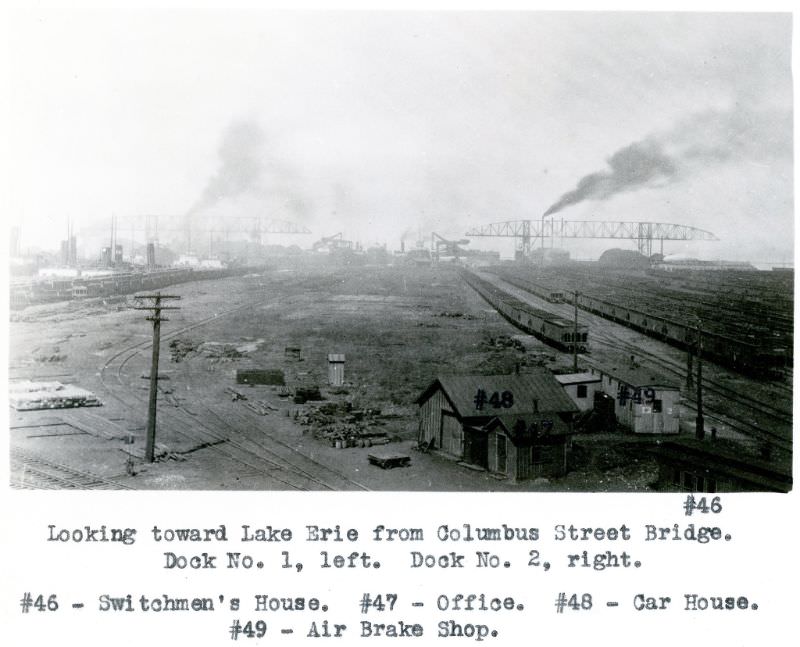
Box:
[464,219,719,257]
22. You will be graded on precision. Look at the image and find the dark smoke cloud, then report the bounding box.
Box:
[543,140,676,216]
[543,106,792,217]
[189,120,266,215]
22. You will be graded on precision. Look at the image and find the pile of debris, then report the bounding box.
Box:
[199,342,244,361]
[296,401,391,448]
[236,369,285,386]
[485,335,527,351]
[9,381,102,410]
[169,338,249,363]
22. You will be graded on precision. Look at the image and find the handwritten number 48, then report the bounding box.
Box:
[488,391,514,408]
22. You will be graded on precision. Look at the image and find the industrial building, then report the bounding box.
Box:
[555,372,603,412]
[589,366,680,434]
[651,439,792,493]
[416,372,578,479]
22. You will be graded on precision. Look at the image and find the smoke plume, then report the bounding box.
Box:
[543,140,676,216]
[543,106,792,217]
[189,120,266,215]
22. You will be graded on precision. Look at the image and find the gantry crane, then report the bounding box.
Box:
[465,219,718,258]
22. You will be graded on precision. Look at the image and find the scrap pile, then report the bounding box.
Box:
[9,381,102,410]
[296,401,391,448]
[169,338,245,363]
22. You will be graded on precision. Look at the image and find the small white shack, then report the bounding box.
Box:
[555,372,602,412]
[590,366,680,434]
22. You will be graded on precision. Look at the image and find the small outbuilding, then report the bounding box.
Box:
[555,372,602,412]
[475,414,572,480]
[416,372,578,478]
[590,366,680,434]
[327,354,345,386]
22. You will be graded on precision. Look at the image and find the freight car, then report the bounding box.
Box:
[9,267,242,310]
[494,269,786,378]
[575,292,780,375]
[461,270,588,353]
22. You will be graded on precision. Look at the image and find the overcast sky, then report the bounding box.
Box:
[2,11,794,261]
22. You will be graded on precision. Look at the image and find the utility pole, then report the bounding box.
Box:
[695,318,704,440]
[133,293,181,462]
[686,338,694,391]
[573,290,579,371]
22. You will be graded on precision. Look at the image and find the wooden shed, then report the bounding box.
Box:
[555,372,602,412]
[416,372,578,469]
[475,414,572,480]
[327,353,345,387]
[590,366,680,434]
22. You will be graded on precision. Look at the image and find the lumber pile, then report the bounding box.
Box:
[9,381,102,410]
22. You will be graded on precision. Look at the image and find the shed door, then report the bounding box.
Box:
[496,434,507,475]
[440,411,463,457]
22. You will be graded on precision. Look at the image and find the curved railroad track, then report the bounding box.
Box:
[99,282,370,491]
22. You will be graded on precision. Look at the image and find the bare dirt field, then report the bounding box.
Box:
[10,263,671,491]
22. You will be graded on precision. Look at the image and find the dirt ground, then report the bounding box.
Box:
[9,262,661,491]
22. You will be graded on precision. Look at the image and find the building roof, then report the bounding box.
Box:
[555,372,601,386]
[483,413,574,444]
[327,354,346,362]
[650,439,792,493]
[591,365,679,389]
[416,371,579,417]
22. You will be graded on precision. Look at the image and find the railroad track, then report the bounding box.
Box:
[98,281,370,491]
[493,267,792,375]
[10,448,132,490]
[476,272,793,452]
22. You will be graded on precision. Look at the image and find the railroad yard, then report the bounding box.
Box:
[7,260,793,492]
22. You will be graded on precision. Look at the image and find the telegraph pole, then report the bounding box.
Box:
[695,318,704,440]
[573,290,579,371]
[133,292,181,462]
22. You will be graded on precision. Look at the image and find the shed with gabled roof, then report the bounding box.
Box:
[416,371,577,463]
[589,366,680,434]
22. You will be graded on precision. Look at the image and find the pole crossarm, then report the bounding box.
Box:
[465,219,718,241]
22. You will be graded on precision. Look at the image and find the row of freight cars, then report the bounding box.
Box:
[9,267,241,309]
[494,270,786,377]
[461,269,588,353]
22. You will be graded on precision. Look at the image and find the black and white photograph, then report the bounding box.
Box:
[5,9,793,493]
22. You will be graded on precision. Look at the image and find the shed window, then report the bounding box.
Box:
[653,399,663,413]
[577,384,588,398]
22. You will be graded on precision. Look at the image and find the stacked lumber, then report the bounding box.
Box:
[9,381,102,410]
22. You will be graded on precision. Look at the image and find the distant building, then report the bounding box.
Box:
[416,372,578,480]
[651,438,791,493]
[529,248,570,266]
[174,253,200,267]
[555,372,602,412]
[653,256,755,272]
[590,366,680,434]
